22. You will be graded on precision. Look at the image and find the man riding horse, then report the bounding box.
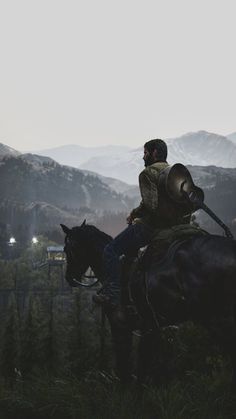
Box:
[61,140,235,383]
[93,138,193,312]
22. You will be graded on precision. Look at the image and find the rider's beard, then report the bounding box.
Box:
[144,154,155,167]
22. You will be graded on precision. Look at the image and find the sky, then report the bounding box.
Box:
[0,0,235,151]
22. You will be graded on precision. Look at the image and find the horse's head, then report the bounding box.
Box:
[61,220,90,286]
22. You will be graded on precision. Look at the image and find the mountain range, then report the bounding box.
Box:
[32,130,236,184]
[1,130,236,237]
[32,144,131,168]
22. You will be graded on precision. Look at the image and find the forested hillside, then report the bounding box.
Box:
[0,154,136,237]
[0,238,236,418]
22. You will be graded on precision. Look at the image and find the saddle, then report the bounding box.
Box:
[143,223,209,266]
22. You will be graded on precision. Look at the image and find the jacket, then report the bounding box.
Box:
[130,161,191,229]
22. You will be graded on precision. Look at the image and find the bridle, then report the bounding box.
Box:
[64,235,99,288]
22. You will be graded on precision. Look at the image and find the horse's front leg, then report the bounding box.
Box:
[137,327,161,386]
[107,306,133,383]
[110,323,133,383]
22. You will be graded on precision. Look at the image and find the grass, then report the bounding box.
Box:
[0,368,236,419]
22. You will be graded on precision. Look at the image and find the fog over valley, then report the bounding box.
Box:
[32,130,236,184]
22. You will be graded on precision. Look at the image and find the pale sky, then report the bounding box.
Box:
[0,0,235,151]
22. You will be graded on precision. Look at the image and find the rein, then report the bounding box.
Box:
[70,276,100,288]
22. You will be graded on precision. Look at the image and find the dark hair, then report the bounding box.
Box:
[144,138,168,161]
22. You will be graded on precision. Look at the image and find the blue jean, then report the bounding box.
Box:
[102,223,153,304]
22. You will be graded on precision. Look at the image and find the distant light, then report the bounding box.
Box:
[9,237,16,245]
[32,236,38,244]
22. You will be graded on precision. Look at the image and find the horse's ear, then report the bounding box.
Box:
[81,219,86,227]
[60,224,70,235]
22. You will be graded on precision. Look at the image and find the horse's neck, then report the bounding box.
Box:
[89,250,104,281]
[86,228,110,282]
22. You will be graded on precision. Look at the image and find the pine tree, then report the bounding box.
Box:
[1,293,20,384]
[20,295,42,376]
[40,291,55,374]
[67,290,101,376]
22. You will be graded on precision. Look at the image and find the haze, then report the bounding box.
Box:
[0,0,235,151]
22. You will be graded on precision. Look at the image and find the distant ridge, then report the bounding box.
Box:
[33,144,131,167]
[227,132,236,144]
[0,143,21,158]
[79,131,236,183]
[166,130,236,166]
[26,130,236,184]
